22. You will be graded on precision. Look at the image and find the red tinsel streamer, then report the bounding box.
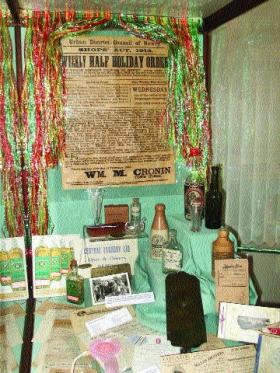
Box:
[22,11,209,235]
[0,12,24,237]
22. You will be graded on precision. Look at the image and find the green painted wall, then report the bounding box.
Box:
[48,162,186,235]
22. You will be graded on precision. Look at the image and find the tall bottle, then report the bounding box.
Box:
[205,166,222,229]
[184,148,205,220]
[130,197,141,228]
[212,228,234,277]
[151,204,169,260]
[66,259,84,304]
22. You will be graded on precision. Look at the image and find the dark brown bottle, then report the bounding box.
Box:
[205,166,222,229]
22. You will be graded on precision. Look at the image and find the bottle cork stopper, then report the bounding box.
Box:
[155,203,166,211]
[219,228,228,237]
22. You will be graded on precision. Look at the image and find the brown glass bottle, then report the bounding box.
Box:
[212,228,234,277]
[151,204,169,260]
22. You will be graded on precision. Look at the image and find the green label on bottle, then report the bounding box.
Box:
[51,255,61,273]
[35,256,51,280]
[0,259,10,277]
[0,258,11,284]
[10,257,25,283]
[66,279,84,304]
[61,249,74,274]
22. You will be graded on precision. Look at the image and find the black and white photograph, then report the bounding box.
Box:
[90,272,131,304]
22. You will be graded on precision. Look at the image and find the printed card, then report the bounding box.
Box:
[215,259,249,311]
[218,302,280,344]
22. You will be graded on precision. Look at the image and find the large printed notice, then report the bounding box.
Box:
[160,345,256,373]
[61,34,175,189]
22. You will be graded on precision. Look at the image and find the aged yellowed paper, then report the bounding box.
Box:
[61,34,175,189]
[160,345,256,372]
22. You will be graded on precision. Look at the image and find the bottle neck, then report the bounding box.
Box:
[187,156,204,183]
[152,211,168,230]
[169,236,177,248]
[210,169,219,191]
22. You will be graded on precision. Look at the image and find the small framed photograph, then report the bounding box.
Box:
[89,272,131,305]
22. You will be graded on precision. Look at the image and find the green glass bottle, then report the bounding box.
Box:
[66,259,84,304]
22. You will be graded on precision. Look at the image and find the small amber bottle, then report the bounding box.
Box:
[212,228,234,277]
[66,259,84,304]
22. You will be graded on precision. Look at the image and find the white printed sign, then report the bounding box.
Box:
[105,292,155,308]
[79,238,138,275]
[85,307,133,338]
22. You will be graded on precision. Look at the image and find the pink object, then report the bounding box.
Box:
[90,339,121,373]
[267,327,280,336]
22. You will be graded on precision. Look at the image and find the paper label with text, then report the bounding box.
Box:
[61,35,175,189]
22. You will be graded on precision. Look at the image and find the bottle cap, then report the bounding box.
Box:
[70,259,77,268]
[189,148,201,157]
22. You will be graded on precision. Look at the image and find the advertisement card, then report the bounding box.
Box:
[255,333,280,372]
[215,259,249,311]
[218,302,280,344]
[78,237,138,277]
[32,234,82,298]
[0,237,28,301]
[160,345,256,372]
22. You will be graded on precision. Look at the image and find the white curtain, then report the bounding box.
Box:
[210,0,280,247]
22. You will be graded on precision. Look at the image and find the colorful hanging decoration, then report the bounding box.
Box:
[0,12,24,237]
[22,10,210,235]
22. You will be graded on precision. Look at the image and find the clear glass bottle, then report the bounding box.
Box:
[184,148,205,220]
[205,166,222,229]
[162,229,183,274]
[130,197,141,227]
[66,259,84,304]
